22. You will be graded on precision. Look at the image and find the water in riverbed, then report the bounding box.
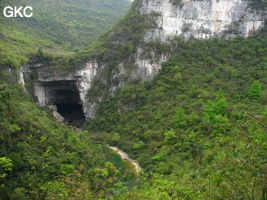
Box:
[105,146,140,190]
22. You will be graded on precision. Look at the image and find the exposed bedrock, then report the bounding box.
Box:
[35,80,85,126]
[140,0,266,41]
[21,63,96,123]
[21,0,266,120]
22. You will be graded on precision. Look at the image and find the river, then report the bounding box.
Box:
[108,145,142,174]
[50,112,142,174]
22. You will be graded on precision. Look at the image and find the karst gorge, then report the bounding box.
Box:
[0,0,267,199]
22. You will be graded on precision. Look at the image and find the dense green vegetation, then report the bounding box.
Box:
[2,32,266,199]
[0,0,130,68]
[50,9,158,72]
[86,32,267,199]
[1,0,266,199]
[0,82,140,199]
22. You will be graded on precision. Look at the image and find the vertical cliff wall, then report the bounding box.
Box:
[23,0,266,120]
[134,0,266,80]
[141,0,265,41]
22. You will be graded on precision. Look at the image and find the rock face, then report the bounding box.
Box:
[134,0,266,81]
[22,62,100,119]
[141,0,266,41]
[22,0,266,120]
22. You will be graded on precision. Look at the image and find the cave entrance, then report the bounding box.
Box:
[40,80,85,127]
[56,103,85,127]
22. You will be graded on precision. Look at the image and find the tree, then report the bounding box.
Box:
[89,162,120,197]
[0,157,13,187]
[248,81,262,100]
[36,48,44,61]
[133,141,145,149]
[203,91,230,135]
[204,91,228,118]
[155,109,162,120]
[112,132,121,143]
[215,91,228,115]
[262,106,267,120]
[175,108,187,127]
[164,130,177,144]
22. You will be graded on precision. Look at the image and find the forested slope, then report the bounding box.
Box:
[0,1,136,199]
[86,32,267,199]
[0,0,266,199]
[0,0,131,68]
[0,82,135,199]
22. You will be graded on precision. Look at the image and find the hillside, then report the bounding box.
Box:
[28,0,266,120]
[0,83,125,199]
[0,0,267,199]
[86,32,267,199]
[0,0,131,68]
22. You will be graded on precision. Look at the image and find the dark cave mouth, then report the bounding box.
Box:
[40,80,86,127]
[56,103,85,127]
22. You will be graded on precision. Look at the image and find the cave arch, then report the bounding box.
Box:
[37,80,85,126]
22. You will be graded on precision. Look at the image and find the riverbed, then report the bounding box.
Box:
[108,145,142,174]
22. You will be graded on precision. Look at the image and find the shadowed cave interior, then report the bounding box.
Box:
[41,80,85,127]
[56,103,85,126]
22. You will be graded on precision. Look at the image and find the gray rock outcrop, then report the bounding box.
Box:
[22,0,266,120]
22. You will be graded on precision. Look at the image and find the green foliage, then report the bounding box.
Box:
[0,157,13,181]
[133,141,145,149]
[119,82,148,105]
[248,81,262,99]
[263,105,267,119]
[121,174,204,200]
[75,10,157,68]
[87,33,267,199]
[0,83,129,199]
[175,108,187,127]
[155,109,162,120]
[41,181,69,200]
[89,162,122,198]
[204,91,228,117]
[0,0,131,68]
[37,8,157,72]
[60,164,75,176]
[164,130,177,144]
[112,133,122,143]
[1,0,267,198]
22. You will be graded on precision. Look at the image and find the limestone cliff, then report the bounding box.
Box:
[22,0,266,120]
[141,0,265,41]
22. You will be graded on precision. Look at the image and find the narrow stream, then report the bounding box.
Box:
[51,110,142,174]
[108,145,142,174]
